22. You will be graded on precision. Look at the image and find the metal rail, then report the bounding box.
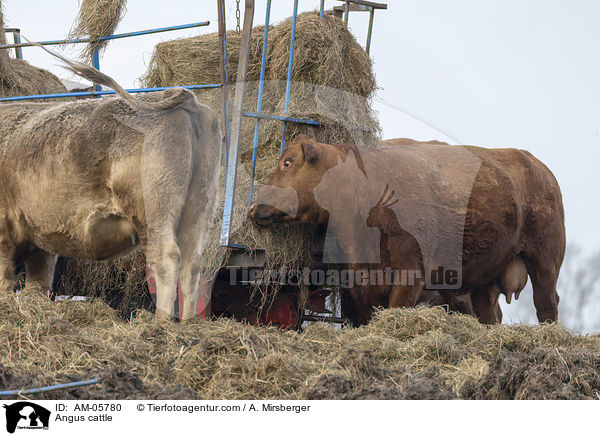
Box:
[0,21,210,50]
[0,21,216,102]
[0,378,99,396]
[0,84,222,102]
[336,0,387,9]
[279,0,300,154]
[220,0,255,247]
[248,0,273,205]
[218,0,231,180]
[4,28,23,59]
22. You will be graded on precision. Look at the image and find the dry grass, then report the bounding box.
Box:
[69,0,127,61]
[1,288,599,400]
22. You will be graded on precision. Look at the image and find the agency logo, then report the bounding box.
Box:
[2,402,50,433]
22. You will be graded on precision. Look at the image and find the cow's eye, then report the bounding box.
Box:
[283,158,293,168]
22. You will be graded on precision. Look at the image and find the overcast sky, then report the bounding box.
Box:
[3,1,598,254]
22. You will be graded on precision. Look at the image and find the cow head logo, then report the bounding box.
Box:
[3,402,51,433]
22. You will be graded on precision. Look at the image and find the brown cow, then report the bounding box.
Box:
[249,134,565,325]
[0,45,221,321]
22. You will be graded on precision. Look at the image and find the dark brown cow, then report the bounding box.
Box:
[249,134,565,325]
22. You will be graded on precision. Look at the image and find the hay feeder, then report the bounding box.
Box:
[132,1,388,326]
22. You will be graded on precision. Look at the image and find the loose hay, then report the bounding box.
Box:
[69,0,127,61]
[1,290,599,400]
[0,3,67,98]
[54,250,152,320]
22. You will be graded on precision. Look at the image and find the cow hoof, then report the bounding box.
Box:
[154,310,174,323]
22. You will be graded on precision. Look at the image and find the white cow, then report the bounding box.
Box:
[0,45,221,320]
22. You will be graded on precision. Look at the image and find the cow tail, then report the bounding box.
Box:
[23,36,192,112]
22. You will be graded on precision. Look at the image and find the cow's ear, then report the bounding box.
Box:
[301,140,319,163]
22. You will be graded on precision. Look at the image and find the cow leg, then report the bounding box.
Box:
[138,138,192,321]
[388,282,424,308]
[24,250,57,292]
[146,232,181,322]
[0,257,15,293]
[524,258,559,323]
[177,214,212,322]
[176,171,218,322]
[471,285,501,325]
[0,222,15,292]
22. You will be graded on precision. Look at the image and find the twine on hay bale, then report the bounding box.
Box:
[69,0,127,61]
[0,3,66,98]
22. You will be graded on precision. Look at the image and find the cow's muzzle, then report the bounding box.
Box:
[248,202,275,227]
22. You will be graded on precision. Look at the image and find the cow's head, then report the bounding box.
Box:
[249,134,333,227]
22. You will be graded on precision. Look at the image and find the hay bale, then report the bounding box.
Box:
[1,291,599,400]
[0,59,67,98]
[0,3,66,98]
[142,13,380,169]
[69,0,127,61]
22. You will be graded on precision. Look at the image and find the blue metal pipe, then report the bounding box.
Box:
[344,1,350,23]
[0,21,211,50]
[92,48,101,95]
[244,112,320,125]
[0,378,99,396]
[320,0,325,18]
[248,0,272,205]
[13,30,23,59]
[0,84,222,102]
[280,0,299,154]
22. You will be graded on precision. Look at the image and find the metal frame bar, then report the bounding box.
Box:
[92,48,101,95]
[5,28,23,59]
[0,378,99,396]
[248,0,272,205]
[218,0,231,180]
[220,0,255,247]
[344,1,350,23]
[366,7,374,54]
[336,0,386,9]
[0,84,221,102]
[279,0,300,154]
[320,0,325,18]
[334,1,386,53]
[0,21,211,50]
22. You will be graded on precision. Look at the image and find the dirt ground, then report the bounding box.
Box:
[1,288,599,400]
